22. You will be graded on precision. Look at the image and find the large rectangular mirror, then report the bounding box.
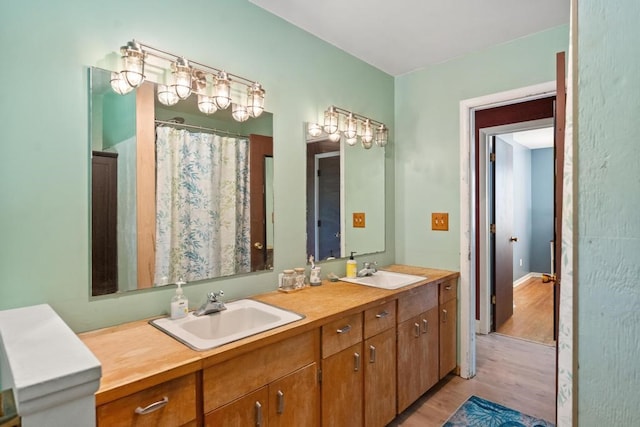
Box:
[306,126,385,261]
[90,67,274,296]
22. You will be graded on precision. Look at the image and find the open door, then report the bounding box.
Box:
[249,134,273,271]
[492,137,515,330]
[553,52,566,341]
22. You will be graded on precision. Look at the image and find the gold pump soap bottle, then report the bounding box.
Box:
[346,252,357,279]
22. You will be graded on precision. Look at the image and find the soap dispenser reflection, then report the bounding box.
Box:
[170,280,189,320]
[346,252,357,279]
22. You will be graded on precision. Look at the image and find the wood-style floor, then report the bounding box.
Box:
[497,277,555,346]
[389,333,556,426]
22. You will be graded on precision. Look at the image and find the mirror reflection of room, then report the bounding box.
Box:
[90,57,274,296]
[305,108,387,263]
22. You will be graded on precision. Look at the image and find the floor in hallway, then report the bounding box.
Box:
[389,333,556,426]
[497,276,555,346]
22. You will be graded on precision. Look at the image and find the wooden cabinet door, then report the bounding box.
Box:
[322,342,363,427]
[205,387,268,427]
[364,328,396,427]
[397,307,439,413]
[269,363,319,427]
[439,298,457,379]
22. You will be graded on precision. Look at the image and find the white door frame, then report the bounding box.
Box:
[458,81,556,379]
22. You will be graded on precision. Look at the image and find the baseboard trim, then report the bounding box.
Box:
[513,272,543,288]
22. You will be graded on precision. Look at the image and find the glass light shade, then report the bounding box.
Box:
[247,82,265,118]
[308,123,322,137]
[375,124,388,147]
[361,138,373,149]
[198,95,218,115]
[110,72,134,95]
[328,131,341,142]
[172,57,192,100]
[344,113,358,139]
[232,103,249,122]
[214,71,232,110]
[346,137,358,146]
[361,119,373,144]
[157,84,179,106]
[120,41,145,88]
[323,107,338,134]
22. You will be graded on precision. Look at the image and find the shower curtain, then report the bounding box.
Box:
[154,126,251,285]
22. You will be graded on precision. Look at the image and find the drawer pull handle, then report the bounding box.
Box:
[445,285,452,290]
[414,322,420,338]
[276,390,285,414]
[369,345,376,363]
[255,401,263,426]
[354,352,361,371]
[337,324,352,334]
[375,311,389,319]
[134,396,169,415]
[443,309,448,323]
[422,319,429,334]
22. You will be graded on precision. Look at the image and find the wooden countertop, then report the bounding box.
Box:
[79,265,458,405]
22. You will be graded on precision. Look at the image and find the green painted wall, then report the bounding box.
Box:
[578,0,640,424]
[0,0,395,332]
[394,25,569,270]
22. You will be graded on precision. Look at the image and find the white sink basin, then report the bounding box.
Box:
[340,270,426,290]
[150,299,304,351]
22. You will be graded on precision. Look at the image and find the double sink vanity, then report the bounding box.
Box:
[79,264,459,426]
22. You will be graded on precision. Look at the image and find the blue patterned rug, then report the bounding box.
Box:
[443,395,555,427]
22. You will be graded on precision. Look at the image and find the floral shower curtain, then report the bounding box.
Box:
[154,126,251,285]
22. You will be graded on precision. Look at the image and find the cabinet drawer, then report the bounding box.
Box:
[364,300,396,339]
[322,312,363,359]
[203,329,318,413]
[439,279,457,304]
[397,284,438,323]
[97,373,196,427]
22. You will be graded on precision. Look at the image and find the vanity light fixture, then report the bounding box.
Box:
[111,39,266,122]
[309,105,388,149]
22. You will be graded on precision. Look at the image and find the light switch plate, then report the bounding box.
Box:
[432,213,449,231]
[353,212,366,228]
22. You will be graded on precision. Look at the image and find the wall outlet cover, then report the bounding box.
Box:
[353,212,366,228]
[431,212,449,231]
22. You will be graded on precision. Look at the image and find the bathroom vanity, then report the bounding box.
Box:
[79,265,459,426]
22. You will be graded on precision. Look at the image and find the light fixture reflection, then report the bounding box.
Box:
[346,137,358,146]
[157,84,179,106]
[308,123,322,137]
[344,113,358,139]
[110,72,134,95]
[361,119,373,144]
[232,103,249,122]
[198,95,217,115]
[328,131,341,142]
[375,124,388,147]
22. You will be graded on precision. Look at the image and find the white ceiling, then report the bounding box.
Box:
[511,127,554,149]
[250,0,570,76]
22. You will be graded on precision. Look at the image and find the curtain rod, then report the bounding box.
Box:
[155,119,249,138]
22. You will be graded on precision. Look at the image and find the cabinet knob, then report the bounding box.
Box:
[354,352,361,372]
[375,311,389,319]
[422,319,429,334]
[134,396,169,415]
[369,345,377,363]
[442,309,448,323]
[255,401,263,426]
[336,324,352,334]
[414,322,420,338]
[276,390,285,414]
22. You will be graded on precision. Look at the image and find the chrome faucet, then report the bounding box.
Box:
[194,290,226,316]
[357,261,378,277]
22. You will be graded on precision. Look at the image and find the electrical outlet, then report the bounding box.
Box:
[431,213,449,231]
[519,259,523,267]
[353,212,366,228]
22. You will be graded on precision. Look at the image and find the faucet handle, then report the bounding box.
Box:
[208,290,224,302]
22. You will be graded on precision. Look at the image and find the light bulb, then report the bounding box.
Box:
[247,82,265,118]
[346,137,358,146]
[328,131,341,142]
[361,138,373,149]
[308,123,322,137]
[172,57,192,100]
[323,106,338,134]
[120,40,145,88]
[110,72,134,95]
[214,71,231,110]
[232,103,249,122]
[198,95,217,115]
[157,84,179,106]
[344,113,358,139]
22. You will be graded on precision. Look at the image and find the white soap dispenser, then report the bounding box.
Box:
[170,280,188,320]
